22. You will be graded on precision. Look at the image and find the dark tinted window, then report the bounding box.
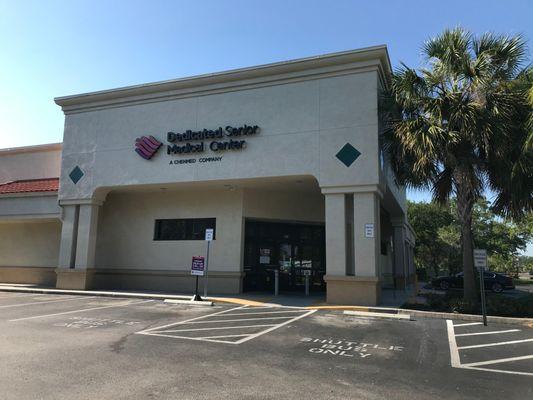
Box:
[380,241,387,255]
[154,218,216,240]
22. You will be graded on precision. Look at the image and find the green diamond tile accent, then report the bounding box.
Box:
[335,143,361,167]
[69,166,84,184]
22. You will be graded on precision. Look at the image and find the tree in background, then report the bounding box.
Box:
[382,28,533,301]
[408,199,532,278]
[407,201,456,276]
[517,256,533,274]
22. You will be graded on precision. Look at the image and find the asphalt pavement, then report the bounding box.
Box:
[0,291,531,400]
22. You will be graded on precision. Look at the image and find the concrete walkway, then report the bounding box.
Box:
[1,283,531,326]
[0,283,413,308]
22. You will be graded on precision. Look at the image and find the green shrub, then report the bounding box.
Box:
[402,293,533,318]
[485,294,533,318]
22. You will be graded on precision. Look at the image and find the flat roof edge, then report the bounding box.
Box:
[0,142,62,155]
[55,45,390,108]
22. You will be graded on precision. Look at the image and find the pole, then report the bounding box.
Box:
[203,240,210,298]
[305,274,309,296]
[192,275,202,301]
[479,266,487,326]
[274,269,279,296]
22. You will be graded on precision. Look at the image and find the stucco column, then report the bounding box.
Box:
[75,203,100,269]
[392,219,407,290]
[58,205,79,269]
[322,189,382,306]
[353,192,380,277]
[409,244,416,282]
[56,200,101,290]
[324,193,347,276]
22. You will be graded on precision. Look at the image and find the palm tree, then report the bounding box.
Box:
[381,28,532,302]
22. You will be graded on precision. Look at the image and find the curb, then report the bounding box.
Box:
[0,286,196,302]
[164,299,214,307]
[0,285,531,326]
[399,308,533,327]
[344,310,412,321]
[306,305,399,313]
[208,297,272,307]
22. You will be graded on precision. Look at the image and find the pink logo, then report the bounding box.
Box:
[135,136,162,160]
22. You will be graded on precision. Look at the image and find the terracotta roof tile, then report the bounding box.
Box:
[0,178,59,194]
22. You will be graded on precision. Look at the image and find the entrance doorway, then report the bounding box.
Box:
[243,220,326,293]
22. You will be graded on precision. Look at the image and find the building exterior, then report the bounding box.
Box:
[0,46,415,305]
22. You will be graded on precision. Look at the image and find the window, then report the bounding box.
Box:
[154,218,216,241]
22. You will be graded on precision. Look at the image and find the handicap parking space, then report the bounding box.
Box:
[0,292,225,332]
[446,320,533,376]
[0,292,81,306]
[0,295,144,323]
[137,305,315,344]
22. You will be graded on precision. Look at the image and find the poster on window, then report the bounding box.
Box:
[259,248,271,264]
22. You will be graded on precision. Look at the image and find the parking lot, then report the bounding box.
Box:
[0,291,531,400]
[447,320,533,376]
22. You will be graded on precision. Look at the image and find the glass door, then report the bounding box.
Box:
[243,220,326,293]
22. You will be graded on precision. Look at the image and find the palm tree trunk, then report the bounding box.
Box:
[455,178,477,302]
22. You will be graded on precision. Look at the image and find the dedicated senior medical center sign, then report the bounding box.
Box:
[135,124,260,164]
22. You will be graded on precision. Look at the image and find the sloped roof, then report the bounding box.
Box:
[0,178,59,194]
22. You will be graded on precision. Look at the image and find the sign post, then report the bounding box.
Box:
[191,256,205,301]
[473,249,488,326]
[303,269,311,296]
[203,229,214,298]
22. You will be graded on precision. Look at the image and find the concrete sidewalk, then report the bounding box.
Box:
[0,283,412,309]
[0,283,326,307]
[2,283,530,326]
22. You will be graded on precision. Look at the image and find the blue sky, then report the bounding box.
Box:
[0,0,531,253]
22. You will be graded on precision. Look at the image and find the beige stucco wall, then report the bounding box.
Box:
[95,185,326,272]
[0,194,61,220]
[243,188,324,223]
[58,69,380,201]
[0,220,61,267]
[95,189,245,272]
[0,146,61,183]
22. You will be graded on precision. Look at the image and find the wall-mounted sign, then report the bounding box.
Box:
[167,124,259,155]
[191,256,205,276]
[134,136,163,160]
[134,124,259,163]
[364,223,374,238]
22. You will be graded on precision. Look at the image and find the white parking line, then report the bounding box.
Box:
[233,309,315,344]
[9,299,153,322]
[139,305,248,333]
[222,310,308,317]
[159,324,277,333]
[463,354,533,367]
[136,305,315,344]
[461,365,533,377]
[139,331,241,345]
[446,319,533,377]
[446,320,461,368]
[196,334,250,339]
[453,322,483,327]
[182,316,296,324]
[0,296,94,309]
[458,338,533,350]
[455,329,520,337]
